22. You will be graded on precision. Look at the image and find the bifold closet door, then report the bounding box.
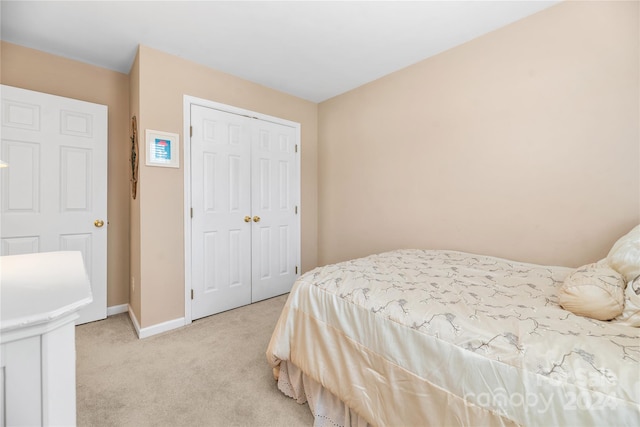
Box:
[250,120,298,302]
[190,105,253,319]
[190,104,300,320]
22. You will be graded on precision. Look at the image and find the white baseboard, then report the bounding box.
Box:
[127,307,185,339]
[128,306,142,337]
[107,304,129,316]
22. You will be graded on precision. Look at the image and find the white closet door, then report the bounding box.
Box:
[250,120,299,302]
[190,105,252,319]
[190,102,300,320]
[0,85,108,325]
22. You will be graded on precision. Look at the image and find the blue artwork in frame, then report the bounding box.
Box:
[146,129,179,168]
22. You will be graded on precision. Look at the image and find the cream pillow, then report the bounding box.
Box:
[607,225,640,283]
[559,263,625,321]
[614,275,640,327]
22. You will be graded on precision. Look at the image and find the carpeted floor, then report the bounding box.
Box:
[75,294,314,426]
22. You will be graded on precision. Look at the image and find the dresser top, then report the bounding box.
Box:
[1,251,92,333]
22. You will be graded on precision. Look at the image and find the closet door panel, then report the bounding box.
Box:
[251,121,298,302]
[191,105,252,320]
[190,102,300,319]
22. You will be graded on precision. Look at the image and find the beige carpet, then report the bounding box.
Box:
[75,294,314,426]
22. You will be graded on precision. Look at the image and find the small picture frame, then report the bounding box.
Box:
[146,129,179,168]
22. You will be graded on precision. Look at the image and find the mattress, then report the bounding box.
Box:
[266,249,640,426]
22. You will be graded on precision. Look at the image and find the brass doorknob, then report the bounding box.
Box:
[244,216,251,223]
[253,216,261,223]
[94,219,104,228]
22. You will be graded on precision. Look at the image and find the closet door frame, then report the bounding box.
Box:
[182,95,301,324]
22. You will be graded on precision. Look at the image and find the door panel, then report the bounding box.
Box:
[190,103,299,320]
[2,140,40,212]
[251,121,298,302]
[0,85,107,325]
[191,105,252,320]
[1,236,39,255]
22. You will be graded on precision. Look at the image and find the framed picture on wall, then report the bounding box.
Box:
[146,129,179,168]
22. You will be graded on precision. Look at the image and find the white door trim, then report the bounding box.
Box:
[183,95,301,324]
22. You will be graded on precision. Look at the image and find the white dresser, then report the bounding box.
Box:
[0,251,92,426]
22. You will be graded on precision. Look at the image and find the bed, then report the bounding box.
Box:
[266,244,640,426]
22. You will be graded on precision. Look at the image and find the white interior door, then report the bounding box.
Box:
[250,120,299,302]
[0,85,108,325]
[189,102,300,320]
[190,105,252,319]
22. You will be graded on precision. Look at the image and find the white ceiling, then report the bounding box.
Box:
[0,1,560,103]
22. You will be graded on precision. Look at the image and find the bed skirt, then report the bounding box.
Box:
[276,361,372,427]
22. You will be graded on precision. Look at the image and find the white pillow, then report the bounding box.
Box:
[614,275,640,327]
[558,263,625,321]
[607,225,640,283]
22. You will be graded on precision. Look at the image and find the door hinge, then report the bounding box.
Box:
[295,205,298,215]
[191,289,194,300]
[295,266,298,274]
[190,207,193,218]
[190,126,193,137]
[295,144,298,153]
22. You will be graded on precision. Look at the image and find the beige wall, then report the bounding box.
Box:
[1,41,131,307]
[135,46,318,327]
[318,1,639,268]
[129,49,142,319]
[3,0,637,330]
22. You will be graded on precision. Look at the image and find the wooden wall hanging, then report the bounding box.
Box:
[130,116,139,199]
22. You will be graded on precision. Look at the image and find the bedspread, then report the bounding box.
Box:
[267,250,640,426]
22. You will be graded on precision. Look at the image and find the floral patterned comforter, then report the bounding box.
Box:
[267,250,640,426]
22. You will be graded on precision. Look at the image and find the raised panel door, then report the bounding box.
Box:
[189,102,299,320]
[190,105,252,320]
[251,121,298,302]
[0,85,107,324]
